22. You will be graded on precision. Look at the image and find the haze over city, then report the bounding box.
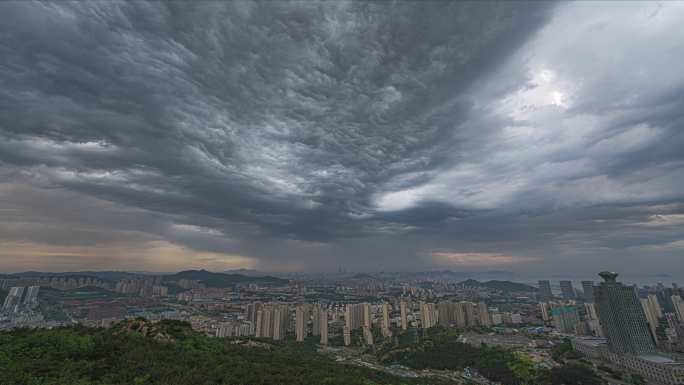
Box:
[1,1,683,278]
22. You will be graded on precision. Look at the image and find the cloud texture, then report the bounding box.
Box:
[1,1,683,276]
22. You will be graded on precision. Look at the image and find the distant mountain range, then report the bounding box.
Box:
[164,270,288,288]
[459,279,536,292]
[0,271,138,281]
[0,270,289,288]
[347,270,516,281]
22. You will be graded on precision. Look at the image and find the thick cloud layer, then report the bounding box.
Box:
[1,1,683,276]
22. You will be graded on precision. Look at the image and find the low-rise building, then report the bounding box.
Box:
[572,337,684,385]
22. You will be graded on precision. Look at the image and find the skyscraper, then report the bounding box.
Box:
[581,281,595,302]
[539,302,551,321]
[319,309,328,345]
[399,300,408,330]
[584,302,598,320]
[560,280,576,300]
[454,302,467,327]
[477,302,492,326]
[646,294,663,318]
[312,304,321,336]
[23,286,40,308]
[419,302,437,329]
[463,301,477,326]
[295,305,307,342]
[594,272,656,355]
[362,303,372,329]
[672,295,684,322]
[640,298,658,339]
[2,287,25,312]
[345,303,364,331]
[437,301,455,327]
[381,303,391,337]
[255,309,264,337]
[272,305,288,341]
[551,304,580,333]
[538,280,553,301]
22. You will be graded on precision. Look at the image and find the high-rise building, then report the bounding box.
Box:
[560,280,576,300]
[646,294,663,318]
[343,326,351,346]
[454,302,467,327]
[581,281,595,302]
[594,272,656,355]
[399,300,408,330]
[477,302,492,326]
[2,287,25,312]
[584,302,598,320]
[419,302,437,329]
[255,304,288,340]
[538,280,553,300]
[640,298,658,339]
[246,302,262,335]
[312,304,321,336]
[539,302,551,321]
[295,305,307,342]
[551,304,580,333]
[319,309,328,345]
[272,305,288,341]
[381,303,391,337]
[23,286,40,308]
[254,309,262,337]
[672,295,684,322]
[463,301,477,326]
[362,303,372,329]
[345,303,364,331]
[437,301,455,327]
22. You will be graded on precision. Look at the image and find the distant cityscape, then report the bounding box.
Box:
[2,270,684,384]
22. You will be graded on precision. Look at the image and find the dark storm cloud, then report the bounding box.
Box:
[0,1,554,236]
[1,1,683,275]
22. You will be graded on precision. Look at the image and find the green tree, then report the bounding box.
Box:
[550,363,604,385]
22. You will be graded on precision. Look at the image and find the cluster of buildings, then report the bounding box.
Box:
[1,276,110,291]
[114,276,169,297]
[570,272,684,385]
[0,286,47,330]
[212,298,527,350]
[2,286,40,313]
[6,269,684,384]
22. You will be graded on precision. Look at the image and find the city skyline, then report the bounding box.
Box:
[1,2,684,275]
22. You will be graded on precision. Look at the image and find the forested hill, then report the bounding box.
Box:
[0,320,423,385]
[164,269,288,288]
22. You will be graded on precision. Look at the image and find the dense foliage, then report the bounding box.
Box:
[550,363,604,385]
[379,330,545,384]
[378,328,604,385]
[0,320,420,385]
[551,339,583,363]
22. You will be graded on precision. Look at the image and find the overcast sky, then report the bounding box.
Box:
[1,1,683,276]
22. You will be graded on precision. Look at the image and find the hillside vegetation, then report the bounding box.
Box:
[377,328,603,385]
[0,320,424,385]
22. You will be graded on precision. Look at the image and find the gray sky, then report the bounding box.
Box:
[1,1,683,276]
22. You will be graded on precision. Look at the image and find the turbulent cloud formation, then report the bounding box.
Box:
[0,1,683,276]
